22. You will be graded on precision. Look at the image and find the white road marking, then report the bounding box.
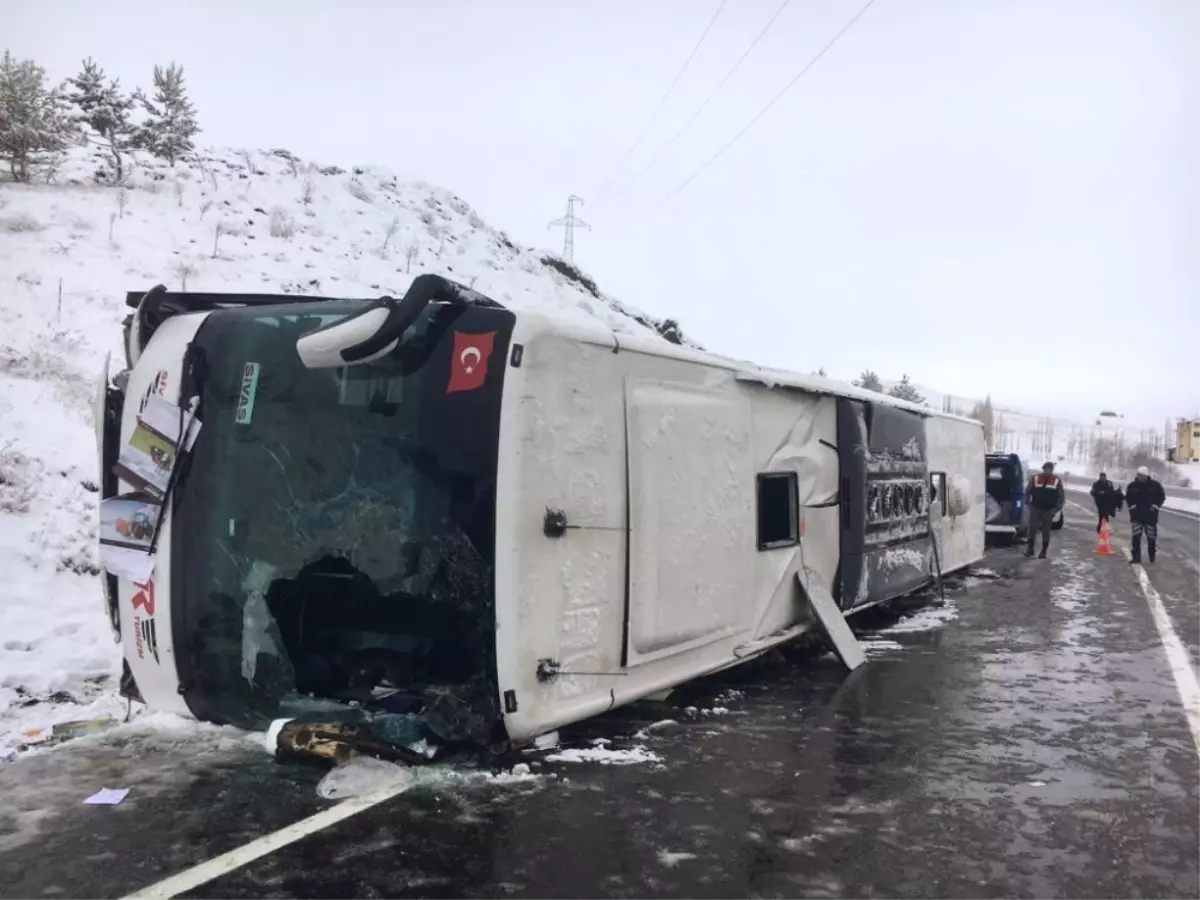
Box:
[1123,545,1200,759]
[123,780,415,899]
[1160,505,1200,523]
[1063,498,1200,756]
[1065,498,1093,519]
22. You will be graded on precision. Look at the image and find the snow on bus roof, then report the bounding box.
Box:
[530,310,981,427]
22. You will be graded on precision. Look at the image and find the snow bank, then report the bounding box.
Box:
[0,143,689,756]
[1164,496,1200,516]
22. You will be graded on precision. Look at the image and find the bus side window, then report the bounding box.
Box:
[929,472,947,516]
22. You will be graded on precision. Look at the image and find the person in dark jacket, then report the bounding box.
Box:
[1125,466,1166,564]
[1089,472,1120,533]
[1025,461,1065,558]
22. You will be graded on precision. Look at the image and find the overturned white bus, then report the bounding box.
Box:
[95,275,985,754]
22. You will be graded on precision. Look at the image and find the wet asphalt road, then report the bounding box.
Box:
[0,504,1196,899]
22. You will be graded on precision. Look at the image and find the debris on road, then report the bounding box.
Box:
[267,716,444,768]
[83,788,129,805]
[5,717,118,760]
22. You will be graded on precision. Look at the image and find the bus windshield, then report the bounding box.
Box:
[171,299,513,740]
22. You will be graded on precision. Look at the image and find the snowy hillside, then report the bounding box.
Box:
[0,144,690,753]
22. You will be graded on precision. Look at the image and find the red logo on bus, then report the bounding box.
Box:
[132,579,156,617]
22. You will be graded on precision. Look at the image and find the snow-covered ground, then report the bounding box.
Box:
[0,143,687,755]
[1165,496,1200,516]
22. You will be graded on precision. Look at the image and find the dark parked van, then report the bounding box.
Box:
[985,452,1063,542]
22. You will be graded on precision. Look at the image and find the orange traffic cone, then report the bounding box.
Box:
[1096,518,1113,556]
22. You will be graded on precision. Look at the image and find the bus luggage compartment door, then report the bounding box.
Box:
[835,398,867,610]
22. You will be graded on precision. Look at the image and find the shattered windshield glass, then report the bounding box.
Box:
[172,300,513,741]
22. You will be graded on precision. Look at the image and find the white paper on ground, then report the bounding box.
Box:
[84,788,130,805]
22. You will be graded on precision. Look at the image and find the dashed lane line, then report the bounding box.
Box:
[122,780,415,899]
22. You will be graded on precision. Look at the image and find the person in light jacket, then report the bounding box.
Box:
[1125,466,1166,564]
[1025,461,1065,559]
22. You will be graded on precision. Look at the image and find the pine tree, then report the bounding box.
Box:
[67,58,137,183]
[0,52,73,183]
[853,370,883,392]
[136,63,199,167]
[887,374,926,405]
[814,366,827,377]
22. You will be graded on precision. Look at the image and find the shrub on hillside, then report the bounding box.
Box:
[268,205,295,239]
[0,443,35,514]
[347,179,373,203]
[1,213,44,233]
[541,255,599,299]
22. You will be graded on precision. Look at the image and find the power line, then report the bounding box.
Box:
[592,0,729,205]
[651,0,879,214]
[548,194,591,262]
[611,0,795,202]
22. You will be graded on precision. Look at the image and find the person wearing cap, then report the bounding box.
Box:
[1124,466,1166,564]
[1025,461,1065,558]
[1089,471,1120,533]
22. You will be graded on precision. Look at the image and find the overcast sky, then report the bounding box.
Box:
[11,0,1198,424]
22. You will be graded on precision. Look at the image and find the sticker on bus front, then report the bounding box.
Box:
[235,362,261,425]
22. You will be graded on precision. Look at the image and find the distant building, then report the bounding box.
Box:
[1174,418,1200,462]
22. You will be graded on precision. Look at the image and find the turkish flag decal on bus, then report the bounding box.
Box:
[446,330,497,394]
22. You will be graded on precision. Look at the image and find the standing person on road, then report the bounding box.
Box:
[1125,466,1166,565]
[1025,461,1065,559]
[1090,471,1120,533]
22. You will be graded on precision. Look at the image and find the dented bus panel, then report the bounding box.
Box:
[98,277,984,755]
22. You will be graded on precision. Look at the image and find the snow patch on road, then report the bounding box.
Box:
[1050,554,1098,612]
[879,602,959,634]
[545,745,662,766]
[684,705,730,718]
[848,597,960,661]
[656,850,698,867]
[632,719,681,739]
[316,754,542,800]
[860,638,904,656]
